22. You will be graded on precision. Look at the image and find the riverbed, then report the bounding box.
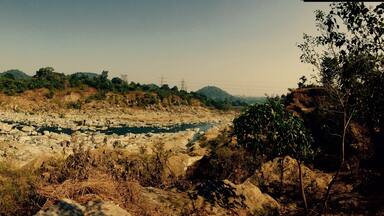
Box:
[0,108,234,166]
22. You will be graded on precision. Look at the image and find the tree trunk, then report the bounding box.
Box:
[322,166,341,215]
[297,159,308,215]
[341,111,347,164]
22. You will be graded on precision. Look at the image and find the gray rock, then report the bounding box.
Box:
[35,199,85,216]
[35,199,131,216]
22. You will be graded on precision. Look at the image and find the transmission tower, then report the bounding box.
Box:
[181,79,187,91]
[160,76,166,86]
[121,74,128,82]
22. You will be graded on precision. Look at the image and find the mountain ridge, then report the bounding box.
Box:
[0,69,30,79]
[196,86,266,104]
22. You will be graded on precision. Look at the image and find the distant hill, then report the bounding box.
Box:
[196,86,266,105]
[0,69,30,80]
[196,86,235,101]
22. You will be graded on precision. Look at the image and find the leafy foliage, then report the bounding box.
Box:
[298,2,384,130]
[234,98,315,162]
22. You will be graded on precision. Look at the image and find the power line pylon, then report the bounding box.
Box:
[181,79,187,91]
[160,76,166,86]
[121,74,128,82]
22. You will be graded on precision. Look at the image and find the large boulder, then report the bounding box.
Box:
[192,179,280,215]
[223,179,280,215]
[35,199,131,216]
[35,199,85,216]
[250,156,333,200]
[166,153,203,177]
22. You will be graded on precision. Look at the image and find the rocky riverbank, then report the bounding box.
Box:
[0,107,236,167]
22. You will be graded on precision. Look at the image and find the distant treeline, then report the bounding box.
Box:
[0,67,248,110]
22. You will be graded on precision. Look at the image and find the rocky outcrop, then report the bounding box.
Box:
[285,87,374,171]
[250,156,334,200]
[35,199,131,216]
[285,87,327,117]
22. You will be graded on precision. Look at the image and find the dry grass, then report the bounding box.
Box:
[0,142,247,216]
[0,160,45,216]
[0,144,177,215]
[34,144,183,215]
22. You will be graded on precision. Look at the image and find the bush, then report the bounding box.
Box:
[187,128,261,184]
[45,89,55,99]
[66,101,82,109]
[88,91,107,101]
[233,97,315,162]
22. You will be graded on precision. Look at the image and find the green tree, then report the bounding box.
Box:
[234,98,315,214]
[298,2,384,214]
[32,67,66,90]
[298,2,384,130]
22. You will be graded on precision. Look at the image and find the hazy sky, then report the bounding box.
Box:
[0,0,329,96]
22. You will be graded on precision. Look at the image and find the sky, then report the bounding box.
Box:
[0,0,330,96]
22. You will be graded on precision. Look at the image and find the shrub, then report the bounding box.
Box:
[45,89,55,99]
[187,128,261,183]
[66,101,82,109]
[234,97,315,162]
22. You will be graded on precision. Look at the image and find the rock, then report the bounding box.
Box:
[139,186,230,215]
[192,180,279,215]
[0,123,12,132]
[35,199,85,216]
[43,131,50,136]
[166,153,203,177]
[18,136,32,142]
[35,199,131,216]
[285,87,327,117]
[85,200,131,216]
[223,179,280,215]
[250,156,333,200]
[93,134,105,143]
[21,126,35,133]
